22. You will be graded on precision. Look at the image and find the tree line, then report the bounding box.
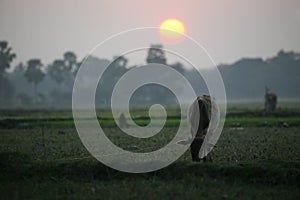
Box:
[0,40,84,108]
[2,40,299,109]
[0,42,198,109]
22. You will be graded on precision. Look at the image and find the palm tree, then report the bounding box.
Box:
[0,41,16,105]
[24,59,45,103]
[49,52,77,88]
[0,41,16,76]
[48,59,66,86]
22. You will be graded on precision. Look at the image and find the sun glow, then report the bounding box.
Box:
[159,19,186,44]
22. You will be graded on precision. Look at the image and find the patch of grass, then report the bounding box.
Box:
[225,117,300,127]
[0,109,300,199]
[0,152,299,199]
[0,127,299,162]
[1,116,300,129]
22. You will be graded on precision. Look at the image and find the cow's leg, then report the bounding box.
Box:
[190,138,202,162]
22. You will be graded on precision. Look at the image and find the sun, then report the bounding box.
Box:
[159,19,186,44]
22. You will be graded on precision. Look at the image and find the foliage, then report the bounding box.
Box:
[0,124,299,199]
[48,59,66,85]
[24,59,45,103]
[0,40,16,76]
[63,51,77,71]
[24,59,45,85]
[0,109,299,198]
[0,76,15,106]
[146,44,167,64]
[48,51,78,87]
[0,41,16,106]
[1,40,300,109]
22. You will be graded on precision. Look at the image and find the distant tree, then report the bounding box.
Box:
[13,62,26,74]
[73,60,82,75]
[110,55,128,77]
[24,59,45,103]
[0,76,15,107]
[48,52,78,88]
[96,55,129,105]
[0,41,16,106]
[113,55,128,68]
[101,55,128,85]
[16,93,33,107]
[138,44,182,106]
[48,59,66,86]
[146,44,167,64]
[170,62,186,74]
[63,51,77,71]
[0,40,16,77]
[47,52,78,106]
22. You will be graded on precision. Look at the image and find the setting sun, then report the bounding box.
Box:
[159,19,186,44]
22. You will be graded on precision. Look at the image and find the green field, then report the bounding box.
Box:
[1,108,300,128]
[0,109,300,199]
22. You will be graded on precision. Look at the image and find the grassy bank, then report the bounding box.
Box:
[0,151,299,199]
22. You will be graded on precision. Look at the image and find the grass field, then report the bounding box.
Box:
[0,108,300,199]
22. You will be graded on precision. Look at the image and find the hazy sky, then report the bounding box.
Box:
[1,0,300,68]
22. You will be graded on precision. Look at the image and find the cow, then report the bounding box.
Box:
[178,95,218,162]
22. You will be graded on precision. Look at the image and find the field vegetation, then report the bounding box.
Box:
[0,107,299,199]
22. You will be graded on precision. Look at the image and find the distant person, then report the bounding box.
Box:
[118,113,129,129]
[265,87,277,112]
